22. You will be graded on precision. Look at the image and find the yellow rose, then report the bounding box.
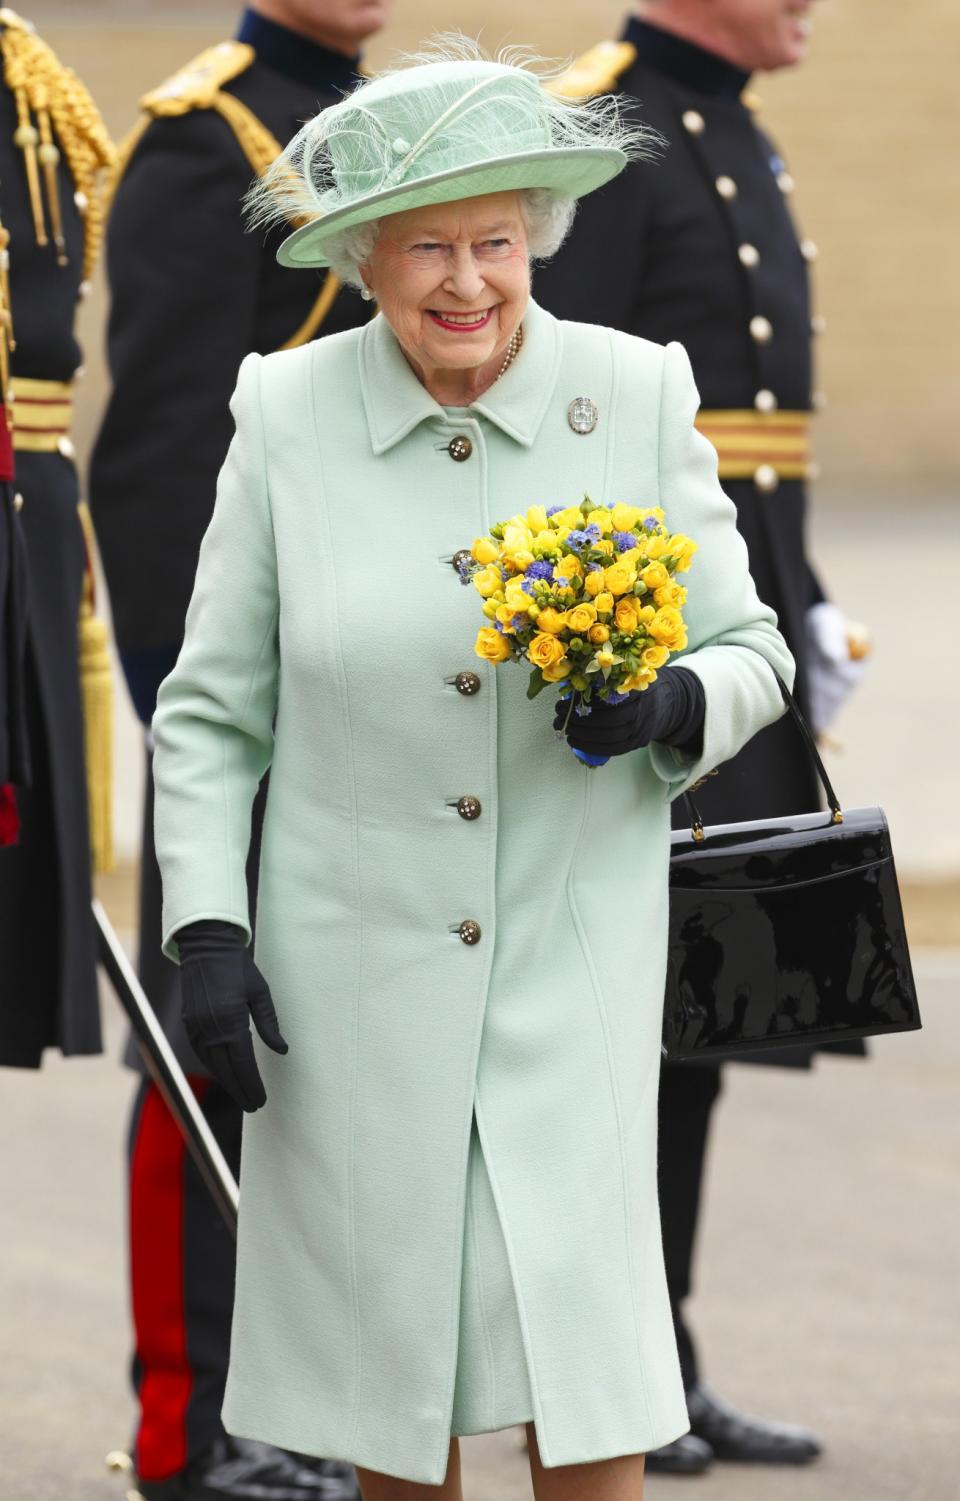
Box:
[534,529,561,555]
[614,597,643,632]
[584,571,605,597]
[610,503,642,531]
[604,560,637,596]
[553,506,584,529]
[481,599,498,620]
[642,644,670,669]
[586,507,613,534]
[513,550,535,571]
[472,565,502,598]
[536,607,568,635]
[639,603,656,623]
[502,523,534,556]
[594,590,614,615]
[641,506,666,525]
[475,627,511,663]
[505,577,535,614]
[541,656,572,683]
[566,602,598,632]
[642,534,668,560]
[526,505,549,533]
[588,623,610,644]
[640,561,669,590]
[595,538,615,555]
[471,536,500,565]
[670,535,699,573]
[654,582,687,609]
[528,632,567,671]
[496,603,521,632]
[555,554,584,581]
[648,606,687,650]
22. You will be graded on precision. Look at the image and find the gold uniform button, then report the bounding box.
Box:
[447,435,472,461]
[715,175,738,200]
[682,109,705,135]
[452,548,473,574]
[754,389,778,414]
[754,464,780,494]
[454,671,481,696]
[12,491,23,512]
[750,316,773,343]
[777,170,795,194]
[811,313,827,335]
[456,796,482,821]
[800,238,819,262]
[458,920,482,945]
[738,243,760,268]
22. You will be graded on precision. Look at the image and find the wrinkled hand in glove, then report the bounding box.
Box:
[554,666,706,759]
[176,919,288,1112]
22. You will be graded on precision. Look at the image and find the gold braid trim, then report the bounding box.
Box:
[547,40,638,100]
[0,9,115,281]
[110,41,344,349]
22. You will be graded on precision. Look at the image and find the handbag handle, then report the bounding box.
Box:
[681,670,844,842]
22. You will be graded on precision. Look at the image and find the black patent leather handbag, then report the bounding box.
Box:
[663,675,921,1063]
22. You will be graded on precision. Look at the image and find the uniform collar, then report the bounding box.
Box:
[358,297,561,455]
[236,8,361,94]
[621,16,751,100]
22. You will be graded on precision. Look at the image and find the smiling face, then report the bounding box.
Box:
[359,191,531,401]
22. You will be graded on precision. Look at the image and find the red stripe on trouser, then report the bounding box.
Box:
[130,1077,211,1481]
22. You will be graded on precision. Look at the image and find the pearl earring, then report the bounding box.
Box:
[360,286,374,302]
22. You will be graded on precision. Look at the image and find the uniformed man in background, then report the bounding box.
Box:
[90,4,392,1498]
[0,8,113,1071]
[538,0,865,1475]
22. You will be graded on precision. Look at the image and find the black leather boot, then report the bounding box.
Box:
[644,1433,714,1474]
[686,1382,823,1464]
[134,1436,360,1501]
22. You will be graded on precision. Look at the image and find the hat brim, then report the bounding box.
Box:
[276,147,626,268]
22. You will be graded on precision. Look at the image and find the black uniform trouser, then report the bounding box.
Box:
[657,1062,723,1392]
[127,1073,240,1481]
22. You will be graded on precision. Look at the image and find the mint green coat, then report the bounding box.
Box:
[153,298,793,1484]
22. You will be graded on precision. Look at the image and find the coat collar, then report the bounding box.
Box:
[358,296,562,455]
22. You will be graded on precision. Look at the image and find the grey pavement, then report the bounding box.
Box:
[3,950,957,1501]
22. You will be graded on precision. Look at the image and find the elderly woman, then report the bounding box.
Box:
[153,43,793,1501]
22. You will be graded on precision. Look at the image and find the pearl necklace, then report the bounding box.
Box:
[496,322,524,382]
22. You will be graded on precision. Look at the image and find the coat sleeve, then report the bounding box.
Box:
[647,341,795,799]
[152,353,277,958]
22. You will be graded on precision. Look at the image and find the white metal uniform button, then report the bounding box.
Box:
[715,175,737,200]
[682,109,705,135]
[777,170,795,194]
[754,389,777,414]
[754,465,779,494]
[800,238,819,262]
[738,243,760,267]
[750,316,773,343]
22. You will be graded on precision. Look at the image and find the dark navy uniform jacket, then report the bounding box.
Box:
[536,17,824,827]
[90,10,369,726]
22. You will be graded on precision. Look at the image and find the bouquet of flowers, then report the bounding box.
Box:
[463,498,698,763]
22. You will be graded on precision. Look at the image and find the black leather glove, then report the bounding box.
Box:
[554,667,706,759]
[176,920,288,1112]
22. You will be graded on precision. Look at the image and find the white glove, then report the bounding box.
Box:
[805,602,870,736]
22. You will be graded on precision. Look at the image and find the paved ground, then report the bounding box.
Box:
[3,950,956,1501]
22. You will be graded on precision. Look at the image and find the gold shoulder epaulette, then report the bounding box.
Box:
[0,7,115,280]
[112,40,282,203]
[140,40,255,118]
[548,40,637,101]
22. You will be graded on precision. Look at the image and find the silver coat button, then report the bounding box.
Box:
[750,316,773,344]
[13,491,23,512]
[754,388,778,414]
[777,170,795,194]
[458,920,482,945]
[455,671,481,696]
[715,175,737,200]
[800,238,819,262]
[738,243,760,267]
[754,464,779,494]
[682,109,705,135]
[447,435,472,461]
[456,796,482,821]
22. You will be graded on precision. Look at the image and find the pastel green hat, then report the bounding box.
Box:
[263,55,638,269]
